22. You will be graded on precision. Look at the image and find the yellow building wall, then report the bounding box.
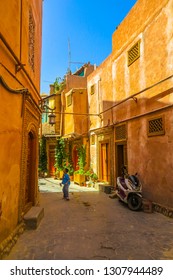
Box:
[0,0,42,256]
[73,89,88,135]
[63,90,74,136]
[63,88,89,136]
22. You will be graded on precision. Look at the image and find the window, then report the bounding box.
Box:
[67,94,72,106]
[128,40,140,66]
[147,116,165,137]
[115,123,127,141]
[91,134,95,145]
[28,7,35,71]
[90,84,95,95]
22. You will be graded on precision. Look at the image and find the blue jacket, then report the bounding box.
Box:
[62,173,70,185]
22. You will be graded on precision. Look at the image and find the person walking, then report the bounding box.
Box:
[61,168,70,200]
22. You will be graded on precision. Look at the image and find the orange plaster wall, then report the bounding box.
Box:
[0,1,20,56]
[128,110,173,208]
[0,0,42,246]
[110,0,173,121]
[111,0,173,207]
[88,55,113,129]
[0,0,42,99]
[0,87,23,243]
[0,44,23,243]
[66,75,87,91]
[88,0,173,207]
[112,0,172,100]
[21,0,43,94]
[112,0,169,55]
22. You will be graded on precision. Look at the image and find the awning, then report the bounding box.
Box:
[62,133,82,139]
[44,134,61,138]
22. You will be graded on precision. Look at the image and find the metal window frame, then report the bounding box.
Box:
[147,115,165,137]
[128,40,141,66]
[115,123,127,142]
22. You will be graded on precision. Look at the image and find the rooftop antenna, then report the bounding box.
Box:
[67,38,86,73]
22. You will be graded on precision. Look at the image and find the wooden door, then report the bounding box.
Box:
[49,150,55,176]
[100,142,110,182]
[116,142,127,177]
[25,132,34,205]
[73,146,78,171]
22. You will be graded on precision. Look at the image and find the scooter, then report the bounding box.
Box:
[116,166,142,211]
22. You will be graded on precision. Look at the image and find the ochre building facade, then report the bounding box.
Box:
[41,64,95,178]
[88,0,173,213]
[0,0,43,257]
[40,86,61,177]
[62,63,95,175]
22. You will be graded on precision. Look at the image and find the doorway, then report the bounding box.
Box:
[116,142,127,177]
[49,150,55,176]
[25,131,36,206]
[48,144,56,177]
[73,146,78,171]
[100,142,110,182]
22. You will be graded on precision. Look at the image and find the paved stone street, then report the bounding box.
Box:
[4,179,173,260]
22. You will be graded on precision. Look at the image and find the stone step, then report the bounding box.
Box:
[99,184,113,194]
[24,207,44,229]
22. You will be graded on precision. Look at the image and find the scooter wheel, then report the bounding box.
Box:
[127,194,142,211]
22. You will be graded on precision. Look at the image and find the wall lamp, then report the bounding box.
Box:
[42,104,56,125]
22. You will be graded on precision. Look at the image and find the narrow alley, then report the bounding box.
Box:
[4,182,173,260]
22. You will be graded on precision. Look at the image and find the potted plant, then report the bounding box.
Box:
[54,138,66,179]
[85,168,98,187]
[74,169,86,186]
[74,145,86,185]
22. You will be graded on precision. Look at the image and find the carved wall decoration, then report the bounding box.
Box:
[0,222,25,259]
[19,94,40,220]
[28,7,35,72]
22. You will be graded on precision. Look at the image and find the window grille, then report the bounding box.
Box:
[115,124,127,141]
[90,84,95,95]
[28,7,35,71]
[128,40,140,66]
[148,116,165,137]
[67,94,72,106]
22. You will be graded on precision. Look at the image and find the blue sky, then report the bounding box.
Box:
[41,0,137,93]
